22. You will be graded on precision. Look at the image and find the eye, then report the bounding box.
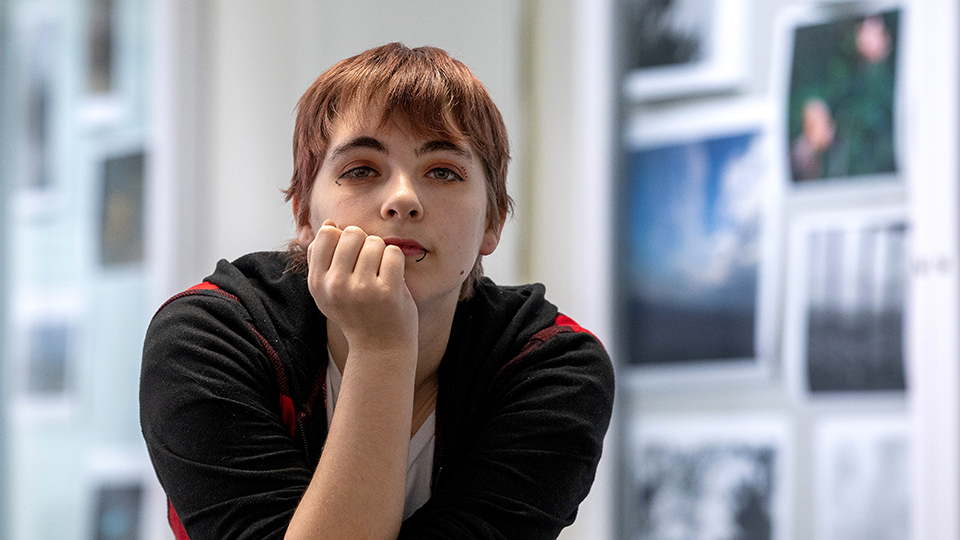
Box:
[339,166,378,180]
[427,167,464,182]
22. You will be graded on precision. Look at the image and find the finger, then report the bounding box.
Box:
[355,235,386,277]
[379,245,406,286]
[309,224,342,274]
[329,225,367,273]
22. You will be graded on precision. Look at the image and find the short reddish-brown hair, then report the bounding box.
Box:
[284,43,512,297]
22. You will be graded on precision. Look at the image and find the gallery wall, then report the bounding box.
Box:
[613,1,960,540]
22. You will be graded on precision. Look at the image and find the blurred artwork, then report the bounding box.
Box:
[17,4,60,193]
[622,0,748,100]
[26,320,72,394]
[622,415,789,540]
[787,9,900,182]
[13,290,82,405]
[813,416,909,540]
[99,151,145,266]
[804,217,906,392]
[624,0,709,70]
[88,0,115,94]
[621,127,765,366]
[91,482,143,540]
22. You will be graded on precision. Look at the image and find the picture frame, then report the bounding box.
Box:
[10,288,83,419]
[621,0,750,102]
[812,414,910,540]
[782,206,908,399]
[617,100,782,387]
[619,412,793,540]
[771,1,905,190]
[83,448,156,540]
[94,140,147,268]
[11,1,64,217]
[77,0,143,127]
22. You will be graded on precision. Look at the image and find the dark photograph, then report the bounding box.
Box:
[787,9,900,182]
[99,151,145,266]
[804,219,906,392]
[623,0,709,70]
[91,482,143,540]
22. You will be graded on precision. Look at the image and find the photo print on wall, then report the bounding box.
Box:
[620,413,792,540]
[783,5,901,183]
[99,150,145,267]
[617,101,781,384]
[783,207,907,396]
[621,0,749,101]
[813,415,910,540]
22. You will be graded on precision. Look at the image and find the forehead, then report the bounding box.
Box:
[330,93,468,146]
[327,109,475,163]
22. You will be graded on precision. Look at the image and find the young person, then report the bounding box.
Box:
[140,43,615,540]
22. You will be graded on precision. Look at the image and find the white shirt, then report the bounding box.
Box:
[324,351,436,520]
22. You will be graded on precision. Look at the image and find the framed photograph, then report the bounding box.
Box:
[783,207,908,398]
[87,0,116,96]
[12,2,63,216]
[620,413,792,540]
[98,147,146,267]
[84,449,154,540]
[813,414,910,540]
[617,100,782,386]
[10,288,83,418]
[621,0,750,101]
[773,2,904,186]
[78,0,143,126]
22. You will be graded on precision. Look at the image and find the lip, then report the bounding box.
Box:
[383,238,428,258]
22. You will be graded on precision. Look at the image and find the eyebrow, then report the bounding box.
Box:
[329,136,472,161]
[416,140,472,160]
[330,136,388,158]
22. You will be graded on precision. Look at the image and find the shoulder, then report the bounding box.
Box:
[142,252,305,397]
[444,278,614,400]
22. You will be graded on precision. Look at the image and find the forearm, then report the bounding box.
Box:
[284,345,417,540]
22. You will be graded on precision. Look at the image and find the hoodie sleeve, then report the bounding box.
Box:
[398,314,616,540]
[139,291,313,540]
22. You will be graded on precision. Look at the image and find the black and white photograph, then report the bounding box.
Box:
[621,414,791,540]
[618,101,781,385]
[813,415,910,540]
[622,0,749,101]
[783,208,907,397]
[99,149,146,267]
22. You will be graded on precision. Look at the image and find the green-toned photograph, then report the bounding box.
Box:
[787,9,900,182]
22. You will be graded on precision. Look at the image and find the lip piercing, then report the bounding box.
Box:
[417,250,427,262]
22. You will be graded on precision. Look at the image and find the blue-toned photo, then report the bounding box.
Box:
[621,130,764,366]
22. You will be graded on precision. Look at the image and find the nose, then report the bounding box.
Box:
[381,172,423,220]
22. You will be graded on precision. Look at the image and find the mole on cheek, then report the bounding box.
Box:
[460,270,465,275]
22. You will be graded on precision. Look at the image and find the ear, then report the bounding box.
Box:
[479,215,505,256]
[293,198,315,247]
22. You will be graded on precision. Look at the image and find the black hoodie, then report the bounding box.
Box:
[141,251,614,540]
